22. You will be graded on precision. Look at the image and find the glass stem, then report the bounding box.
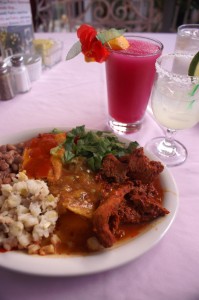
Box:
[157,128,177,156]
[164,128,176,147]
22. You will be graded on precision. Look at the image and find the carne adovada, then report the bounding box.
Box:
[0,126,169,255]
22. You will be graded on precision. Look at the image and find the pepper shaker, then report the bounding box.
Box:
[11,54,31,93]
[0,61,15,101]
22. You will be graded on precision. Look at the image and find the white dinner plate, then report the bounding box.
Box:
[0,127,179,276]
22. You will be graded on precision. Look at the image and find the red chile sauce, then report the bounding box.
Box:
[23,134,58,178]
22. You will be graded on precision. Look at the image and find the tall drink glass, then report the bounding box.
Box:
[105,35,163,133]
[175,24,199,54]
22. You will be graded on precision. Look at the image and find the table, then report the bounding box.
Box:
[0,32,199,300]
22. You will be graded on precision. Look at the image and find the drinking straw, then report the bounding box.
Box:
[189,83,199,96]
[188,83,199,109]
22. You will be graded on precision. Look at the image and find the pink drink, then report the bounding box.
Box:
[106,36,163,132]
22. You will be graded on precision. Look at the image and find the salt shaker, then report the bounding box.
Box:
[0,61,15,101]
[11,54,31,93]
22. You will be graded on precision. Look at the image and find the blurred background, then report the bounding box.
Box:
[0,0,198,60]
[30,0,199,33]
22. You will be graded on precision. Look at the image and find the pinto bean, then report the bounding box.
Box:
[13,155,23,164]
[11,163,19,172]
[10,173,17,178]
[3,152,15,164]
[0,142,25,189]
[0,145,7,153]
[7,144,17,151]
[16,143,24,152]
[0,160,9,171]
[2,177,12,184]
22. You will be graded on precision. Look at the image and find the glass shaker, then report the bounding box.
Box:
[0,61,15,101]
[11,54,31,93]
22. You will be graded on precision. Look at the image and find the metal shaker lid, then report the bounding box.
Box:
[11,54,24,67]
[23,53,41,65]
[0,60,9,74]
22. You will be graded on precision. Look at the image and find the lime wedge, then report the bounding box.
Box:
[188,51,199,76]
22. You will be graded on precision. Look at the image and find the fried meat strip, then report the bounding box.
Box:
[93,183,133,248]
[125,147,164,184]
[99,147,164,185]
[93,148,167,248]
[100,154,128,183]
[93,181,169,248]
[119,183,169,224]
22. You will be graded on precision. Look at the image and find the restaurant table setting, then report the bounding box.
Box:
[0,30,199,300]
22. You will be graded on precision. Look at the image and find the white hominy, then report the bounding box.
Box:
[0,172,59,253]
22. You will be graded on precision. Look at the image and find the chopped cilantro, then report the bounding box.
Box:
[51,125,139,172]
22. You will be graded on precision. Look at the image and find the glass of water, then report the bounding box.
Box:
[175,24,199,55]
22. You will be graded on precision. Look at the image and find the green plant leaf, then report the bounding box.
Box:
[97,29,124,44]
[66,41,82,60]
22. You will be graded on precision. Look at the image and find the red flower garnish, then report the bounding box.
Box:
[66,24,127,62]
[77,24,110,63]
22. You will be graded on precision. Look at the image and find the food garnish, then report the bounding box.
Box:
[188,51,199,76]
[107,35,129,51]
[50,125,138,171]
[66,24,129,63]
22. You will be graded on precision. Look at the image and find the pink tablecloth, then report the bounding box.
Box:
[0,32,198,300]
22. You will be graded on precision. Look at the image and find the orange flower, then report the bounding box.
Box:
[77,24,110,63]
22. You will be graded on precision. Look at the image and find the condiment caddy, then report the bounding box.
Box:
[0,38,63,100]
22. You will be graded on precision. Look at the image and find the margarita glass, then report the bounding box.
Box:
[105,35,163,133]
[146,53,199,167]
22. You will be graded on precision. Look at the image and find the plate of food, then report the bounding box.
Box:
[0,126,178,276]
